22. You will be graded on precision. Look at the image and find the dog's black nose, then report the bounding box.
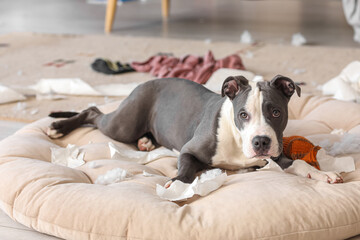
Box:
[252,135,271,154]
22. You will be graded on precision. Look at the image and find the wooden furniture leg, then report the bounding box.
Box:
[161,0,170,20]
[105,0,117,33]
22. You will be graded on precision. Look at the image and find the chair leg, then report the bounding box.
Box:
[161,0,170,20]
[105,0,117,33]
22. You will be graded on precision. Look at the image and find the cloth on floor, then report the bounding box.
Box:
[130,51,245,84]
[91,59,136,74]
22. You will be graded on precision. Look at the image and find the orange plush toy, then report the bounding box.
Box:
[282,136,321,170]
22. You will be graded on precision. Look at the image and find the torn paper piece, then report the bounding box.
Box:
[31,78,139,97]
[109,142,177,164]
[88,161,98,169]
[204,38,212,44]
[293,68,306,75]
[240,30,254,44]
[143,170,155,177]
[244,51,254,59]
[30,109,39,115]
[51,144,85,168]
[319,133,360,156]
[322,61,360,101]
[331,129,345,135]
[291,33,307,46]
[0,85,26,104]
[94,83,139,96]
[13,102,27,113]
[31,78,101,96]
[317,149,355,173]
[95,168,132,185]
[156,169,227,201]
[36,93,67,101]
[257,159,284,172]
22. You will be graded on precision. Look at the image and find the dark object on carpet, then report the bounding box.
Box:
[91,58,135,74]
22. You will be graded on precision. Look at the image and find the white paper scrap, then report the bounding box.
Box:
[88,161,98,169]
[109,142,177,164]
[321,61,360,102]
[51,144,85,168]
[94,83,139,96]
[95,168,132,185]
[240,30,254,44]
[291,33,307,46]
[156,169,227,201]
[143,170,155,177]
[316,149,355,173]
[30,78,139,97]
[330,129,345,135]
[32,78,101,96]
[256,158,284,172]
[0,85,26,104]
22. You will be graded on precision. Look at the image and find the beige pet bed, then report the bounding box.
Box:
[0,94,360,240]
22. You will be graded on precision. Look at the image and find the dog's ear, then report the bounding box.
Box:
[221,76,249,100]
[270,75,301,98]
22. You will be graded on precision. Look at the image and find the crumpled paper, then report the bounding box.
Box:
[30,78,139,97]
[316,149,355,173]
[257,150,355,174]
[51,144,85,168]
[95,168,133,185]
[240,30,255,44]
[291,33,307,46]
[156,169,227,201]
[0,84,26,104]
[109,142,178,164]
[322,61,360,102]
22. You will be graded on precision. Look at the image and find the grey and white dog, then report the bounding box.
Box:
[48,75,343,184]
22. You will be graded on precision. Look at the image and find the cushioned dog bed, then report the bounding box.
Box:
[0,94,360,240]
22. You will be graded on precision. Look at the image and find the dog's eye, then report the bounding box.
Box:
[239,112,249,120]
[272,109,281,118]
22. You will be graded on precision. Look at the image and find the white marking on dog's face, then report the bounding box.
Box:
[239,82,280,159]
[211,97,268,170]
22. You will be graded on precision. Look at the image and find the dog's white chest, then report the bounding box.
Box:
[211,98,267,170]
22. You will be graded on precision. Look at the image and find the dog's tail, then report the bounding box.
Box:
[49,111,79,118]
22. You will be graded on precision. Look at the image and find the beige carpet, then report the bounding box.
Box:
[1,33,360,122]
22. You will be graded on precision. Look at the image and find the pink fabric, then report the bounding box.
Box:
[131,51,245,84]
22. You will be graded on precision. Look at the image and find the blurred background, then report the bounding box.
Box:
[0,0,358,47]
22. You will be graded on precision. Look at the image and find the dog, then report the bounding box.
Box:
[47,75,343,184]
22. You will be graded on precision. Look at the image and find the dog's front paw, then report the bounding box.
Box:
[307,171,343,184]
[137,137,155,151]
[164,175,194,188]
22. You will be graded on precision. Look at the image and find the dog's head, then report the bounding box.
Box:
[221,75,301,159]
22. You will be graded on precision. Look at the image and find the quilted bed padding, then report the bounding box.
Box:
[0,95,360,240]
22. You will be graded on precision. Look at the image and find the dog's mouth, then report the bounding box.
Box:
[251,154,271,159]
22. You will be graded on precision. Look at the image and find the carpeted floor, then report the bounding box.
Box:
[1,32,360,122]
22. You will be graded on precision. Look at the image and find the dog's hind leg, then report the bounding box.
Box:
[47,106,104,139]
[48,89,152,144]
